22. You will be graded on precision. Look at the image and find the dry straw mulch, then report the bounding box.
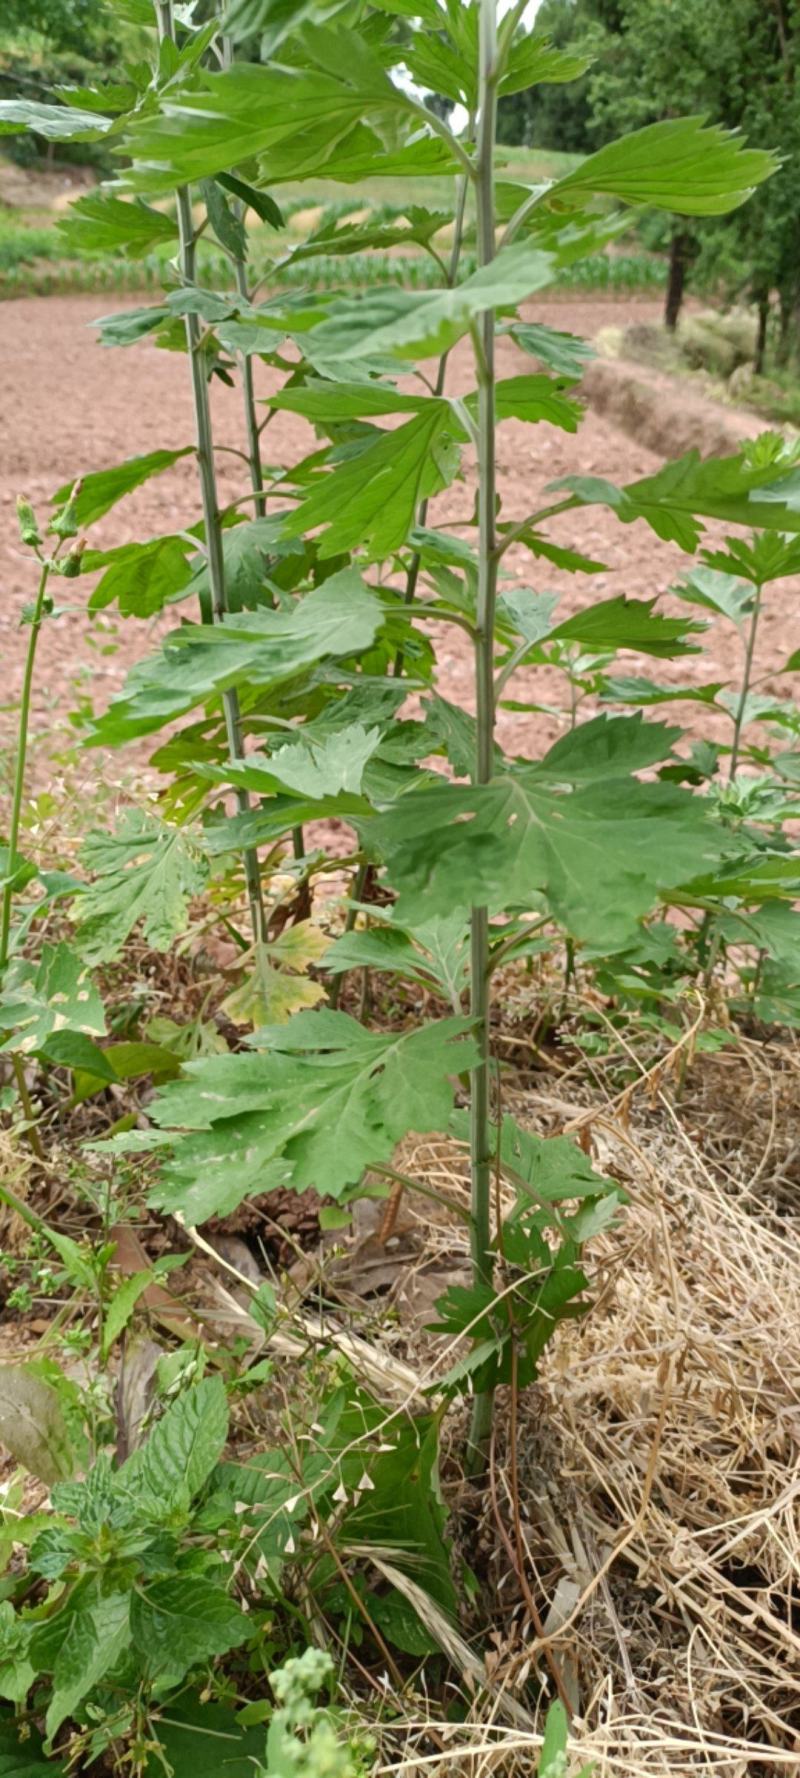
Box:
[384,1038,800,1776]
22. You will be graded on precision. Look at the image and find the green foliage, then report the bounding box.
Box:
[74,811,209,961]
[134,1011,478,1221]
[4,3,800,1761]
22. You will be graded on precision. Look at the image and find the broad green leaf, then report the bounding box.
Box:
[406,31,476,110]
[550,117,777,217]
[260,122,458,186]
[718,902,800,968]
[269,381,436,421]
[52,449,193,529]
[471,374,581,432]
[216,170,284,227]
[74,811,208,962]
[37,1031,117,1083]
[280,407,462,560]
[278,205,448,268]
[200,177,247,259]
[501,34,591,96]
[370,731,729,949]
[148,1011,479,1221]
[0,1603,35,1709]
[59,191,177,258]
[344,1417,457,1614]
[450,1110,612,1208]
[667,852,800,906]
[549,595,705,658]
[223,0,368,53]
[213,1448,309,1574]
[187,517,288,613]
[498,588,561,645]
[120,49,451,196]
[45,1594,130,1742]
[0,943,105,1055]
[305,243,554,363]
[85,535,194,618]
[0,101,112,141]
[553,448,800,553]
[103,1040,182,1082]
[674,566,754,625]
[221,725,382,799]
[0,1367,75,1486]
[119,1377,228,1509]
[130,1577,249,1676]
[511,321,594,379]
[600,675,723,707]
[93,304,171,348]
[87,573,383,746]
[55,80,139,115]
[325,912,469,1007]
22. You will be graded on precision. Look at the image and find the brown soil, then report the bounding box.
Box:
[2,291,798,786]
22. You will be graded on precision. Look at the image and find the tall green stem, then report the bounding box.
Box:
[728,583,763,780]
[220,26,266,522]
[1,560,51,975]
[392,136,473,678]
[155,0,265,943]
[233,259,267,521]
[467,0,499,1469]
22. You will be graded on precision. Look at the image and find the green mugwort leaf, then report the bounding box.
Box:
[86,572,383,746]
[304,243,555,365]
[147,1011,480,1223]
[51,449,193,530]
[279,405,463,560]
[58,191,177,258]
[0,101,113,141]
[74,811,208,963]
[0,943,106,1056]
[551,116,777,216]
[370,718,732,951]
[85,536,195,618]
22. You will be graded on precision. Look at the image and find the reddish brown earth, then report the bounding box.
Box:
[2,291,798,794]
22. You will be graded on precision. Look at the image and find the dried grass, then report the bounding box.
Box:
[382,1038,800,1775]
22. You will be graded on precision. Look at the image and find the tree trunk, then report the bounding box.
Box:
[776,289,797,368]
[755,294,770,376]
[664,229,690,331]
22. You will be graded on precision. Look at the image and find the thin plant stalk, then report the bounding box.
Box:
[155,0,265,943]
[220,20,305,871]
[393,134,473,678]
[467,0,500,1469]
[1,560,51,974]
[728,582,763,779]
[220,26,266,523]
[232,253,267,520]
[1,559,52,1161]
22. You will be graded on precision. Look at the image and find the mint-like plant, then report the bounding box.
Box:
[3,0,800,1469]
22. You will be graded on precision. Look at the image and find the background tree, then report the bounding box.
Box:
[498,0,798,355]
